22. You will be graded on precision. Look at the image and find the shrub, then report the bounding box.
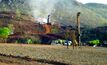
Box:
[0,27,11,42]
[24,35,41,44]
[0,27,11,37]
[33,37,41,44]
[26,39,33,44]
[89,39,100,45]
[51,28,59,33]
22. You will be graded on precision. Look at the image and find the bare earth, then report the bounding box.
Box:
[0,62,17,65]
[0,43,107,65]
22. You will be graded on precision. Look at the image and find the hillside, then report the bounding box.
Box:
[0,0,107,28]
[85,3,107,20]
[0,11,45,35]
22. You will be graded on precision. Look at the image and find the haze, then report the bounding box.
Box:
[77,0,107,4]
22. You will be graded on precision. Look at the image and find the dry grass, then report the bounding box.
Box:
[0,44,107,65]
[0,62,18,65]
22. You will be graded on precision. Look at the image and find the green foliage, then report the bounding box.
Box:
[26,39,33,44]
[33,37,41,44]
[23,35,41,44]
[0,0,107,28]
[89,39,100,45]
[2,4,6,11]
[51,28,59,33]
[8,24,14,34]
[15,9,22,20]
[64,29,71,40]
[85,3,107,18]
[64,32,70,40]
[0,27,11,38]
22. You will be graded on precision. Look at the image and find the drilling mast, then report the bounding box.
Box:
[77,12,81,46]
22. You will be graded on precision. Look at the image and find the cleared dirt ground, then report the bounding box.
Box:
[0,44,107,65]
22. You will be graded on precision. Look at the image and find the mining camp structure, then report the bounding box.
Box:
[0,11,81,48]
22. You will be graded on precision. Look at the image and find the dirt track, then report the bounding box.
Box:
[0,44,107,65]
[0,44,68,65]
[0,62,17,65]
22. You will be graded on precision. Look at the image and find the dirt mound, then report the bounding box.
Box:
[0,11,51,35]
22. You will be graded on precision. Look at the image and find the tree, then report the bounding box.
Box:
[1,0,10,4]
[51,28,59,33]
[16,8,21,18]
[0,27,11,42]
[8,24,14,34]
[64,29,70,40]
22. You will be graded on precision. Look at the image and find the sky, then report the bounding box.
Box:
[76,0,107,4]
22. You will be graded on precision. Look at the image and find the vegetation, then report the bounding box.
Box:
[81,26,107,46]
[51,28,59,33]
[26,39,33,44]
[85,3,107,18]
[0,27,11,38]
[0,27,11,42]
[89,39,100,45]
[0,0,107,28]
[0,1,106,64]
